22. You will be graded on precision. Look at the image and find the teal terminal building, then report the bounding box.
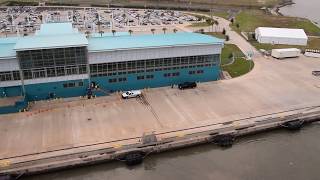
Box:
[0,23,224,113]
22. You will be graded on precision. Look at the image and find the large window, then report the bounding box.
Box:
[13,71,21,80]
[46,68,56,77]
[32,69,46,78]
[90,54,219,77]
[17,46,88,80]
[23,70,32,79]
[56,67,65,76]
[0,72,12,81]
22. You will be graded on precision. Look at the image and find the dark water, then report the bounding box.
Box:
[23,123,320,180]
[280,0,320,25]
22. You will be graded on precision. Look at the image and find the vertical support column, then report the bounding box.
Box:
[85,46,91,86]
[16,51,26,97]
[218,52,222,80]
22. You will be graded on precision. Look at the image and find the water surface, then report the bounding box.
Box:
[280,0,320,25]
[23,123,320,180]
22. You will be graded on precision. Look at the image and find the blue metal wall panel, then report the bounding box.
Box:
[0,66,219,102]
[0,86,22,97]
[91,66,220,93]
[24,79,89,101]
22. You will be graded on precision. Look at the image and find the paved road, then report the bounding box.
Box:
[184,12,259,58]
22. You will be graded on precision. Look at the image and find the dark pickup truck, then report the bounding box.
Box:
[178,82,197,90]
[312,71,320,76]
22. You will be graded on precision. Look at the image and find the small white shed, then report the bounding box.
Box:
[255,27,308,46]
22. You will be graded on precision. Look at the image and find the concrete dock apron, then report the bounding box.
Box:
[1,15,320,175]
[1,54,320,175]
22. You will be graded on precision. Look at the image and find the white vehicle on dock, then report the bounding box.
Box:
[271,48,301,59]
[122,90,142,99]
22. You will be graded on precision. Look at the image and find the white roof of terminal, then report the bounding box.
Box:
[0,37,19,59]
[88,32,224,52]
[14,34,88,51]
[14,23,88,51]
[1,23,223,57]
[255,27,308,39]
[35,23,79,36]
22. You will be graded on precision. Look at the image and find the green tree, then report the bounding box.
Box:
[162,27,167,34]
[151,28,156,35]
[7,16,12,25]
[199,29,205,34]
[85,31,90,38]
[225,35,230,41]
[111,29,116,36]
[173,28,178,33]
[99,30,104,37]
[96,21,102,34]
[214,20,219,32]
[206,19,215,32]
[222,28,226,35]
[128,29,133,35]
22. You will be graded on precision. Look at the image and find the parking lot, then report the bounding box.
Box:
[0,6,202,36]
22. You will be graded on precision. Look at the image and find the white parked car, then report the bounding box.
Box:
[122,90,141,99]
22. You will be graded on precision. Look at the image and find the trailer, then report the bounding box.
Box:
[271,48,301,59]
[305,49,320,58]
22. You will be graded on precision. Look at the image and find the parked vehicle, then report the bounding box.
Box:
[178,82,197,90]
[122,90,141,99]
[271,48,301,59]
[312,71,320,76]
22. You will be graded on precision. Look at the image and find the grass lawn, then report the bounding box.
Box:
[250,37,320,51]
[206,32,226,39]
[185,13,213,27]
[250,41,303,51]
[187,21,210,27]
[198,11,230,19]
[306,37,320,49]
[231,10,320,36]
[222,58,254,78]
[213,12,230,19]
[220,44,245,65]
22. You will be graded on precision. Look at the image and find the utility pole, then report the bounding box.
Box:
[111,11,114,31]
[106,0,110,8]
[211,0,213,32]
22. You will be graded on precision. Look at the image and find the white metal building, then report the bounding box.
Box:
[0,22,225,105]
[255,27,308,46]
